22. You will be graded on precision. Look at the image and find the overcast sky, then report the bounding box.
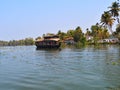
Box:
[0,0,117,40]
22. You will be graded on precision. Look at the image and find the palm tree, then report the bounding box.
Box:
[108,1,120,23]
[100,11,115,34]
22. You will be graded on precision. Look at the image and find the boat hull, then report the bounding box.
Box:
[35,41,61,49]
[36,44,60,49]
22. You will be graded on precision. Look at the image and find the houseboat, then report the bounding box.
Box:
[35,35,61,49]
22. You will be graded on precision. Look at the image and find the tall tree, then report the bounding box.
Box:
[99,1,120,40]
[100,11,115,34]
[108,1,120,23]
[73,26,83,42]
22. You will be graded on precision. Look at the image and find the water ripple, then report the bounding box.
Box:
[0,46,120,90]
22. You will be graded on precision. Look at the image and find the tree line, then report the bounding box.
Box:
[0,38,34,46]
[56,0,120,45]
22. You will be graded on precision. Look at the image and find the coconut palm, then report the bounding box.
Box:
[108,1,120,23]
[100,11,115,34]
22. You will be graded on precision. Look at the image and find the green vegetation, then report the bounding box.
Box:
[101,1,120,35]
[0,1,120,47]
[0,38,34,46]
[56,0,120,46]
[115,24,120,40]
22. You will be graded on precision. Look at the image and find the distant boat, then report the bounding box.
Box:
[35,35,61,49]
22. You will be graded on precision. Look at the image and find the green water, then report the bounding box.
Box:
[0,45,120,90]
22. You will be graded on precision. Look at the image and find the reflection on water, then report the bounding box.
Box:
[0,45,120,90]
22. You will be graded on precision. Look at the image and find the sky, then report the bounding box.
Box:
[0,0,118,41]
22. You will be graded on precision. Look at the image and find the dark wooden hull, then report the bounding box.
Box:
[36,44,60,49]
[35,41,61,49]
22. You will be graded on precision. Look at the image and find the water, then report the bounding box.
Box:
[0,45,120,90]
